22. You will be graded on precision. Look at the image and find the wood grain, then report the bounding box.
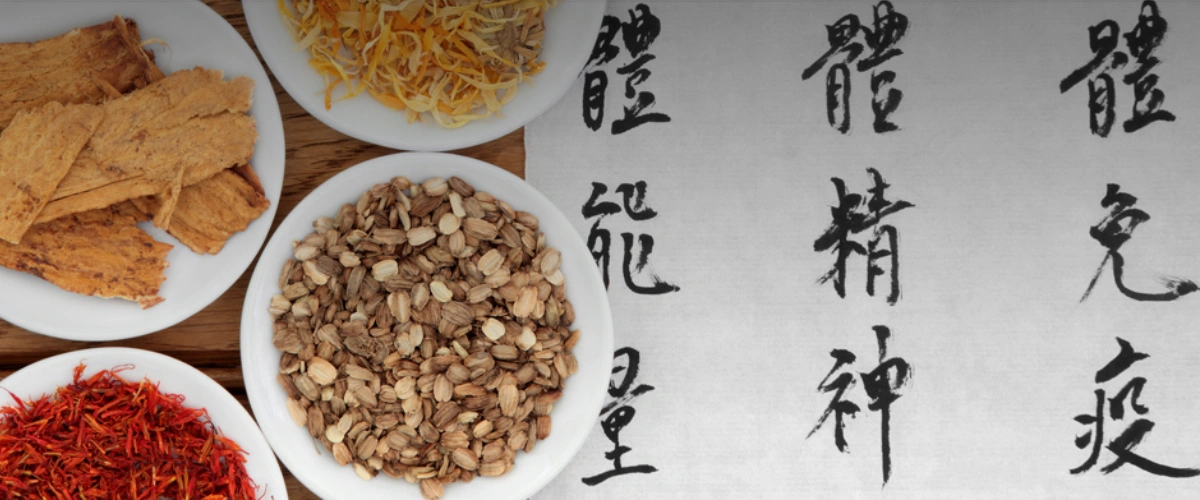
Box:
[0,2,526,498]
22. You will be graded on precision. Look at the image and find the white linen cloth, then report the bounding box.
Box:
[527,1,1200,498]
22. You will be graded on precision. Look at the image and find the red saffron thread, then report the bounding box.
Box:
[0,363,258,499]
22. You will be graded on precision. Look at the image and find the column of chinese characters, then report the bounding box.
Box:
[583,347,658,485]
[1080,183,1197,302]
[1070,338,1199,477]
[814,168,914,305]
[808,325,912,485]
[802,1,909,134]
[583,181,680,295]
[1059,0,1175,137]
[583,4,671,135]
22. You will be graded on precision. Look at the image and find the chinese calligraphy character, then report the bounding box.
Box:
[802,1,909,134]
[582,4,671,134]
[1059,0,1175,137]
[808,326,912,485]
[1080,184,1197,302]
[814,168,913,305]
[808,348,860,453]
[583,181,680,295]
[1071,338,1199,477]
[583,347,658,485]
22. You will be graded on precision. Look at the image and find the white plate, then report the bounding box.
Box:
[0,1,285,341]
[242,152,613,499]
[243,0,606,151]
[0,347,289,500]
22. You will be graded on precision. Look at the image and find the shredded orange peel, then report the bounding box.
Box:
[279,0,555,128]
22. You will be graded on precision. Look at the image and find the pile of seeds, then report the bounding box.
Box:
[269,175,580,500]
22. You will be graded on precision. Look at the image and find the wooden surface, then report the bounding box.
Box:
[0,1,525,498]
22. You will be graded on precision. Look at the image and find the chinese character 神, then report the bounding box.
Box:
[1059,0,1175,137]
[582,347,658,485]
[814,168,914,305]
[583,181,680,295]
[802,1,908,134]
[1080,183,1197,302]
[583,4,671,135]
[1071,337,1199,477]
[808,326,912,485]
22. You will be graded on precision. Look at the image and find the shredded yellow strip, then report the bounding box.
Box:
[280,0,556,128]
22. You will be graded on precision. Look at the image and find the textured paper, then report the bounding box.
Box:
[526,1,1200,498]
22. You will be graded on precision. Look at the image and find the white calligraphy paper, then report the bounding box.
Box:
[527,1,1200,498]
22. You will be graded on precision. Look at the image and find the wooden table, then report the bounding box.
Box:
[0,1,525,497]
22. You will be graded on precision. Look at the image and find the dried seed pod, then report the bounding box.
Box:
[308,357,339,386]
[294,244,321,261]
[472,419,493,439]
[286,398,307,427]
[490,344,519,361]
[479,460,505,477]
[516,327,537,351]
[419,478,444,500]
[307,405,326,437]
[339,251,361,267]
[438,213,461,235]
[451,447,478,471]
[421,177,449,197]
[512,287,538,318]
[302,260,330,285]
[498,384,518,417]
[354,462,374,480]
[326,423,347,444]
[356,434,380,460]
[373,228,407,246]
[293,373,321,401]
[447,176,475,197]
[372,260,399,282]
[433,374,453,403]
[333,442,353,466]
[481,318,505,341]
[429,281,453,303]
[344,364,375,381]
[268,294,292,317]
[407,226,438,247]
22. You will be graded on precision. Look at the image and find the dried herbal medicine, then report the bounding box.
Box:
[0,364,258,499]
[270,175,580,500]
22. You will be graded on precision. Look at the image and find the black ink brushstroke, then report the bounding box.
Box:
[1103,419,1200,477]
[620,233,680,294]
[827,63,852,134]
[1095,337,1149,384]
[1060,20,1126,93]
[615,181,659,221]
[856,1,908,72]
[802,14,863,81]
[1110,251,1198,302]
[1071,389,1106,474]
[583,71,608,131]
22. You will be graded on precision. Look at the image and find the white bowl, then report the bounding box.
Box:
[0,347,288,500]
[0,1,286,341]
[243,0,607,151]
[241,152,613,499]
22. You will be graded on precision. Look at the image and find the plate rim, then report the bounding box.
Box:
[0,0,286,342]
[242,0,608,152]
[241,151,614,500]
[0,346,290,500]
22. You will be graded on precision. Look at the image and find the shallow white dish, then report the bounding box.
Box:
[243,0,606,152]
[0,347,288,500]
[0,1,285,341]
[241,152,613,499]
